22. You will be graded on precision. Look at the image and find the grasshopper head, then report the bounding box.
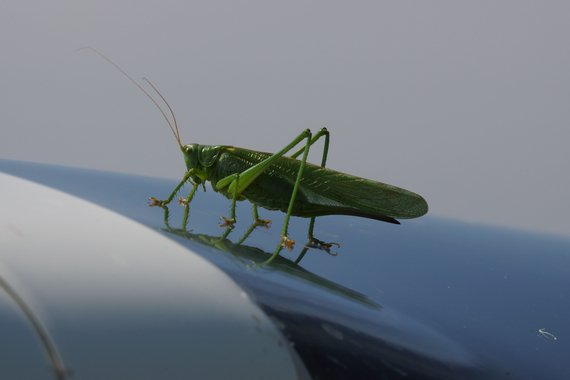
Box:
[181,144,200,170]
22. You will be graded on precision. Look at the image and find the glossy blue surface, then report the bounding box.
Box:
[2,159,569,379]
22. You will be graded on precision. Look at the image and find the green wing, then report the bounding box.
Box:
[297,164,428,219]
[216,148,428,222]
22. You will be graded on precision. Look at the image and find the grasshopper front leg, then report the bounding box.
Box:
[149,169,195,207]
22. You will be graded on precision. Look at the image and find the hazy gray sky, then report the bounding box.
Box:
[1,1,569,237]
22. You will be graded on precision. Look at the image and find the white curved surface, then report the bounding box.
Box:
[0,173,303,379]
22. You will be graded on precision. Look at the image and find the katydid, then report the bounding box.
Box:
[148,126,428,254]
[84,48,428,263]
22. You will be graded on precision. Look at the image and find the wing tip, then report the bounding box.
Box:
[376,214,400,225]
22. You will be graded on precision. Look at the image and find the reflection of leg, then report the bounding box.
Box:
[235,223,257,245]
[235,204,271,245]
[262,130,315,264]
[294,246,309,265]
[219,226,233,240]
[295,128,330,245]
[161,206,172,230]
[305,216,340,253]
[180,182,199,229]
[212,225,234,246]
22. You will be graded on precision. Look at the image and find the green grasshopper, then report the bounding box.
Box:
[148,122,428,260]
[142,81,428,262]
[85,48,428,263]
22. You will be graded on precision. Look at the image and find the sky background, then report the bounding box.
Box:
[1,1,569,237]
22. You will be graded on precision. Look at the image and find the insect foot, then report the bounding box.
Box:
[280,235,296,250]
[148,197,166,207]
[306,238,340,256]
[254,218,272,228]
[219,216,236,229]
[177,196,189,206]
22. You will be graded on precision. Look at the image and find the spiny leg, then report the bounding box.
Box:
[216,129,315,195]
[264,128,335,264]
[294,128,340,254]
[149,169,194,207]
[161,205,172,230]
[282,128,330,241]
[278,129,316,250]
[265,130,315,263]
[235,223,258,245]
[219,225,234,240]
[220,173,240,228]
[292,127,329,244]
[290,127,330,164]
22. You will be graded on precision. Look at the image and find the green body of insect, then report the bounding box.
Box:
[182,143,427,224]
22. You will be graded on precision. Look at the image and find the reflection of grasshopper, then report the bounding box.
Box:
[159,204,338,264]
[160,205,380,309]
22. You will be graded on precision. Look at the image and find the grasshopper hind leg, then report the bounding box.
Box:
[291,128,341,264]
[212,128,330,264]
[294,128,341,260]
[266,129,321,263]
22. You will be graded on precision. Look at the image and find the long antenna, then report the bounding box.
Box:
[78,47,182,148]
[142,77,181,146]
